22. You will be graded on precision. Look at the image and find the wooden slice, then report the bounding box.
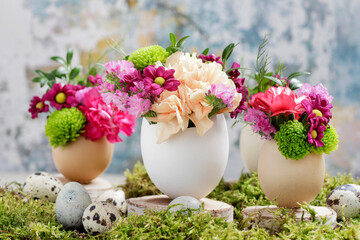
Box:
[127,195,234,222]
[242,205,337,233]
[55,174,114,201]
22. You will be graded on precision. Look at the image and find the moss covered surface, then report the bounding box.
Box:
[1,163,360,239]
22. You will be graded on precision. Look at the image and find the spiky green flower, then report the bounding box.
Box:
[128,45,169,70]
[45,108,86,148]
[312,125,339,155]
[275,120,312,160]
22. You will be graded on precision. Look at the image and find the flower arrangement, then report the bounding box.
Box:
[238,37,339,160]
[29,49,136,148]
[96,33,246,143]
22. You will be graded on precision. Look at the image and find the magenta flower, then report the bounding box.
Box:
[142,65,181,98]
[28,96,49,119]
[230,63,248,119]
[207,84,235,108]
[80,89,136,143]
[244,108,276,140]
[228,62,241,80]
[88,74,103,86]
[301,94,333,122]
[43,83,78,110]
[75,87,92,104]
[199,53,223,65]
[307,117,327,147]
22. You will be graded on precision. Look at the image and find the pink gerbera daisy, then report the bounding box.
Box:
[28,96,49,119]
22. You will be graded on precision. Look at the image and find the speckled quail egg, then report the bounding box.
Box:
[326,184,360,218]
[23,172,63,202]
[95,189,127,214]
[82,201,121,235]
[168,196,203,214]
[55,182,92,229]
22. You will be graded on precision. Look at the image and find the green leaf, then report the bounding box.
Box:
[47,79,56,88]
[66,49,73,64]
[88,67,97,76]
[32,77,42,83]
[50,56,66,65]
[264,76,283,86]
[201,48,209,55]
[35,69,46,78]
[287,71,311,80]
[221,43,235,62]
[55,67,67,78]
[169,33,176,47]
[176,36,189,48]
[288,78,303,90]
[40,77,47,87]
[69,66,82,80]
[44,72,55,80]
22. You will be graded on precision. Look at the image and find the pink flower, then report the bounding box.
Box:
[80,89,136,143]
[43,83,78,110]
[229,62,248,119]
[228,62,241,80]
[244,108,276,140]
[207,83,235,108]
[249,86,305,118]
[105,60,137,79]
[302,95,333,123]
[28,96,49,119]
[142,65,181,99]
[75,87,93,104]
[199,53,223,65]
[297,83,333,103]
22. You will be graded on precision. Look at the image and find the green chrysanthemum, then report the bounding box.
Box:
[275,120,312,160]
[45,107,86,149]
[128,45,169,70]
[312,125,339,155]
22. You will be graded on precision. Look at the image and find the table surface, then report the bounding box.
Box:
[0,172,126,187]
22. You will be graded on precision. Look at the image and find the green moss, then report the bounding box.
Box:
[45,107,86,148]
[1,164,360,239]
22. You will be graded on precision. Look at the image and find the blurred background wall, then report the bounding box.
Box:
[0,0,359,181]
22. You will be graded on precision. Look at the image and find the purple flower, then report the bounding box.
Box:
[228,62,241,80]
[28,96,49,119]
[142,65,181,98]
[207,84,235,108]
[230,63,248,119]
[244,108,276,140]
[297,83,333,103]
[199,53,223,65]
[307,117,327,147]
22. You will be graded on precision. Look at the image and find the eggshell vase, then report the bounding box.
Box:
[52,136,114,183]
[239,124,265,171]
[141,114,229,199]
[258,139,325,208]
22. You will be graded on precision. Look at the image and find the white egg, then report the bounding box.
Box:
[168,196,203,214]
[23,172,63,202]
[55,182,92,229]
[95,189,127,214]
[326,184,360,218]
[82,201,120,235]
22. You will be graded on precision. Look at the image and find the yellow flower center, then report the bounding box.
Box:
[55,92,66,104]
[312,109,323,117]
[311,130,318,139]
[154,77,165,86]
[35,102,44,109]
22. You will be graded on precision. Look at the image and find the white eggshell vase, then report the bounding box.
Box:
[258,139,325,208]
[141,114,229,199]
[239,124,265,171]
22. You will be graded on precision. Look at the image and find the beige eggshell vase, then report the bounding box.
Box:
[258,139,325,208]
[52,136,114,183]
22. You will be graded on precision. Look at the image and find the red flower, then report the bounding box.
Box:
[43,83,78,110]
[249,86,306,118]
[28,96,49,119]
